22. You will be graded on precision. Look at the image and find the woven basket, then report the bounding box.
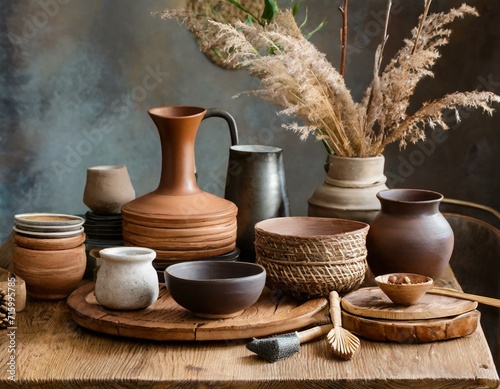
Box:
[254,217,369,299]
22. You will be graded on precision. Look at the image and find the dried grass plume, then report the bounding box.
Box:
[158,2,500,157]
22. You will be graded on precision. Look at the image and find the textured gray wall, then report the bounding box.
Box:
[1,0,499,243]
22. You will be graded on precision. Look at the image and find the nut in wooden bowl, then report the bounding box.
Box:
[375,273,433,306]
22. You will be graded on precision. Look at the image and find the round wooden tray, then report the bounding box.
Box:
[341,310,480,343]
[341,287,478,320]
[67,283,330,341]
[339,287,480,343]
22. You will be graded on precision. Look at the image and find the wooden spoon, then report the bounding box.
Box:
[427,287,500,308]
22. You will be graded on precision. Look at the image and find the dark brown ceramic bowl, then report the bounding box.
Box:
[164,261,266,319]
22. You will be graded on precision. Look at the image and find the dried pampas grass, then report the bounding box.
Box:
[158,2,500,157]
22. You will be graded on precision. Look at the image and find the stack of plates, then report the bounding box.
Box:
[83,211,123,250]
[13,213,85,239]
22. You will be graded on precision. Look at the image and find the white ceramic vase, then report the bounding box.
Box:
[308,155,388,223]
[94,247,159,310]
[83,165,135,215]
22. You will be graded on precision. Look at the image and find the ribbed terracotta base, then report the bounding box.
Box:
[122,191,238,261]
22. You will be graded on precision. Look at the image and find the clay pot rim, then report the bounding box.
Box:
[148,106,206,119]
[377,189,443,203]
[99,247,156,262]
[327,154,385,161]
[87,165,126,171]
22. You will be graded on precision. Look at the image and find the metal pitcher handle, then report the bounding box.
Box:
[203,108,239,146]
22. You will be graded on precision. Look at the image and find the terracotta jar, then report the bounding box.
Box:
[94,247,159,310]
[83,165,135,215]
[121,106,239,262]
[308,155,388,223]
[366,189,454,279]
[13,243,86,300]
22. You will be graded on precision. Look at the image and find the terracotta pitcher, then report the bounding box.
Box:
[366,189,454,279]
[121,106,239,262]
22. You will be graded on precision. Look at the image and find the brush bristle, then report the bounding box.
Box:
[327,327,360,360]
[246,332,301,363]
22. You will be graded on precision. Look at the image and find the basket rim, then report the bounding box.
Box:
[254,217,369,239]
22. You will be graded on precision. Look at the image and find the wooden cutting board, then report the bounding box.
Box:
[341,287,478,320]
[340,287,479,343]
[67,282,330,341]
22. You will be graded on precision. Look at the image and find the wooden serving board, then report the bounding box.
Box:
[340,287,479,343]
[342,310,480,343]
[341,287,478,320]
[67,282,330,341]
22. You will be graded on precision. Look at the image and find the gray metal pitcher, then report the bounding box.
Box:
[224,145,291,262]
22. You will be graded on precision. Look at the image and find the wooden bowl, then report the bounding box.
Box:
[164,261,266,319]
[375,273,433,306]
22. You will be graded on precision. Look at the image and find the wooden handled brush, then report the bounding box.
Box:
[246,324,333,362]
[327,291,360,360]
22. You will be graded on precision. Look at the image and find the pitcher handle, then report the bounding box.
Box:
[203,108,239,146]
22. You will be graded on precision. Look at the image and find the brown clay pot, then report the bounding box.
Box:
[121,106,238,261]
[83,165,135,215]
[14,232,86,251]
[12,244,86,300]
[366,189,454,279]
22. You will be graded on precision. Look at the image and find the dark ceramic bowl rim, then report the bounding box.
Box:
[377,189,443,203]
[165,261,266,283]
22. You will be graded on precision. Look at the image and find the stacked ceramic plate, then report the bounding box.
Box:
[13,213,85,239]
[83,211,123,250]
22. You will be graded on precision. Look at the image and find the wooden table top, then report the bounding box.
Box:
[1,266,498,389]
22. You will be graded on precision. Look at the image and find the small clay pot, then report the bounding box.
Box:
[164,261,266,319]
[83,165,135,215]
[12,244,86,300]
[0,269,26,312]
[94,247,159,310]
